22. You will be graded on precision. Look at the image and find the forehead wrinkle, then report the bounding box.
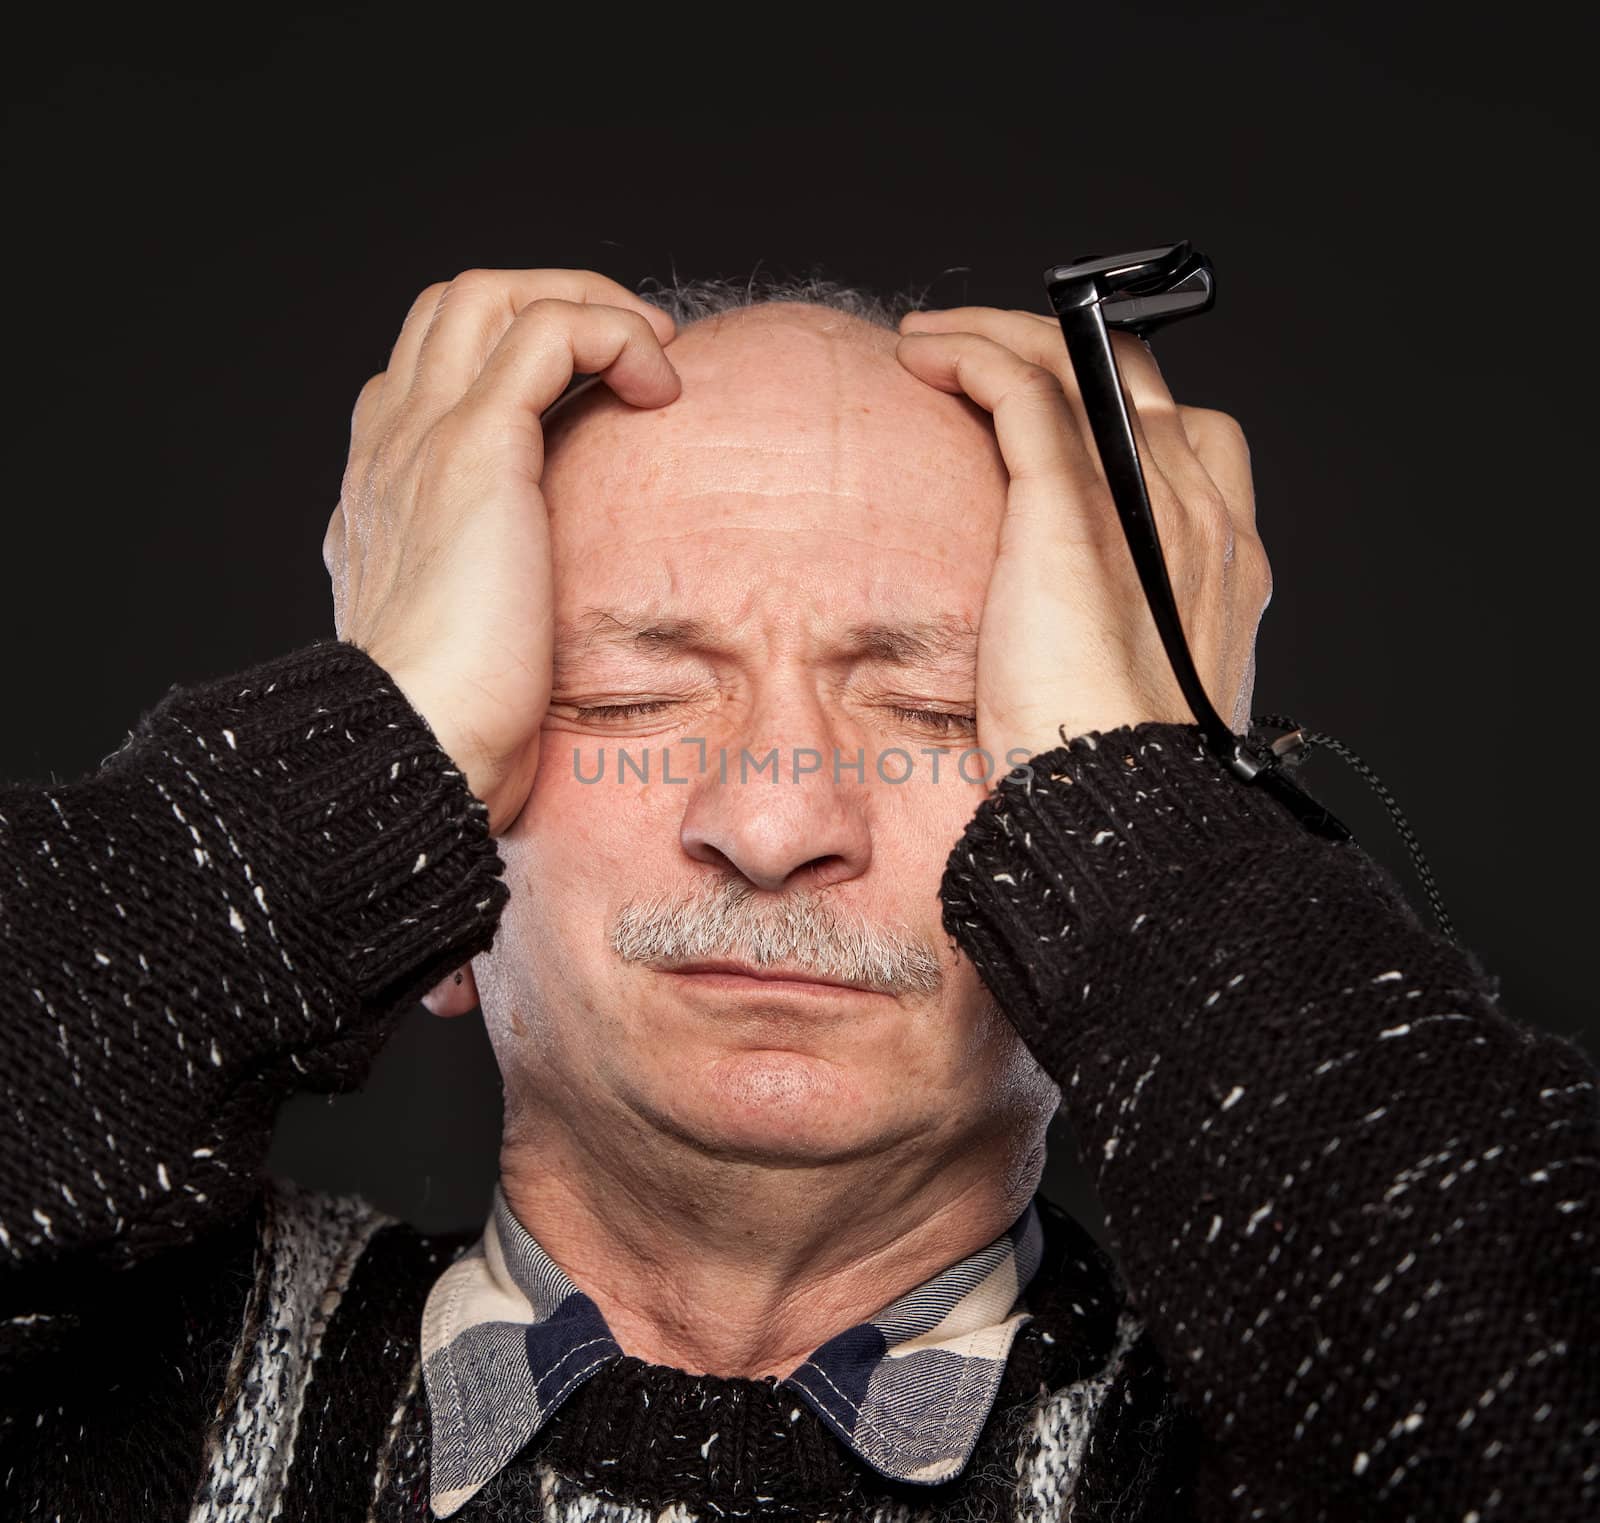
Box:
[655,487,874,504]
[613,508,1002,578]
[620,438,997,485]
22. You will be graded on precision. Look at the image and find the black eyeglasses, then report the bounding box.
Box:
[1044,243,1352,844]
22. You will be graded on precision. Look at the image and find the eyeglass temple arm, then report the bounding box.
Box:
[1046,277,1352,843]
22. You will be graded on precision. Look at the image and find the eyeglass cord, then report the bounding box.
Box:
[1246,713,1460,949]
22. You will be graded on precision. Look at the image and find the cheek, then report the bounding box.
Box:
[870,768,992,911]
[481,767,673,1045]
[518,747,683,886]
[875,755,1001,858]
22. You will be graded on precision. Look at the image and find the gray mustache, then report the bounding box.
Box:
[609,878,944,996]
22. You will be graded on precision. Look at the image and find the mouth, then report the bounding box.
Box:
[654,960,896,998]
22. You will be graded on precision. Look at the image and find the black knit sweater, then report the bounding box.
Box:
[1,639,1594,1521]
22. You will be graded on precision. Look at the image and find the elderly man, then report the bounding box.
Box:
[1,268,1593,1522]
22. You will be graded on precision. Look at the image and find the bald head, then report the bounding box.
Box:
[540,301,1009,545]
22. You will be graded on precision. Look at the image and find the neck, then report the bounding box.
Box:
[497,1106,1043,1381]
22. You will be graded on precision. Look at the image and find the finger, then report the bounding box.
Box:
[406,268,676,415]
[1101,333,1203,474]
[901,306,1055,327]
[350,371,385,440]
[901,307,1196,499]
[895,330,1105,530]
[916,310,1256,532]
[902,308,1083,401]
[904,305,1174,404]
[321,504,344,576]
[1178,406,1256,527]
[381,282,451,406]
[452,299,682,446]
[322,503,354,636]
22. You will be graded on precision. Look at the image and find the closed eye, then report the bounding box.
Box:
[571,700,678,722]
[567,700,975,734]
[889,705,976,736]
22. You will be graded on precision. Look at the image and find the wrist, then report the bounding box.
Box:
[379,665,485,790]
[384,673,539,836]
[977,703,1169,778]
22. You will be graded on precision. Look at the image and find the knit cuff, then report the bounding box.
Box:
[939,722,1326,1048]
[117,638,510,1014]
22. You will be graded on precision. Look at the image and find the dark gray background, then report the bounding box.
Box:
[5,3,1591,1247]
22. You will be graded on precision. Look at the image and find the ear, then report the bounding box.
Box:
[421,963,480,1018]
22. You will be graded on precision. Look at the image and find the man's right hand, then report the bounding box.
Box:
[323,269,680,836]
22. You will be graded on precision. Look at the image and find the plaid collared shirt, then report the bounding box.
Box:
[420,1184,1045,1517]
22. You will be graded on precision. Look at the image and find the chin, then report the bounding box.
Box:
[659,1049,893,1163]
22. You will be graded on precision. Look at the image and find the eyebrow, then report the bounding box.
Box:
[837,616,977,668]
[552,609,977,671]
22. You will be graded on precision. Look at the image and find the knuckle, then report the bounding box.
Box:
[1208,489,1237,538]
[338,454,369,503]
[1014,364,1065,400]
[1230,525,1272,590]
[1186,405,1250,452]
[1246,532,1273,588]
[361,420,411,482]
[618,305,660,341]
[426,407,473,450]
[435,271,508,318]
[419,409,482,473]
[498,296,576,338]
[321,509,343,572]
[1217,413,1250,456]
[519,295,575,319]
[1187,487,1235,551]
[409,281,451,316]
[351,372,385,422]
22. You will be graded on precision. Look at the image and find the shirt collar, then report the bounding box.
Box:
[420,1184,1044,1518]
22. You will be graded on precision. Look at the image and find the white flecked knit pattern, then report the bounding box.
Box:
[1010,1309,1147,1521]
[1,638,509,1276]
[938,725,1600,1521]
[527,1469,939,1522]
[189,1184,391,1523]
[522,1471,826,1522]
[478,1444,1073,1521]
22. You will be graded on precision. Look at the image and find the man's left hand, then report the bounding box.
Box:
[895,306,1271,773]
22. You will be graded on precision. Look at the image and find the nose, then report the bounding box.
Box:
[678,684,872,894]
